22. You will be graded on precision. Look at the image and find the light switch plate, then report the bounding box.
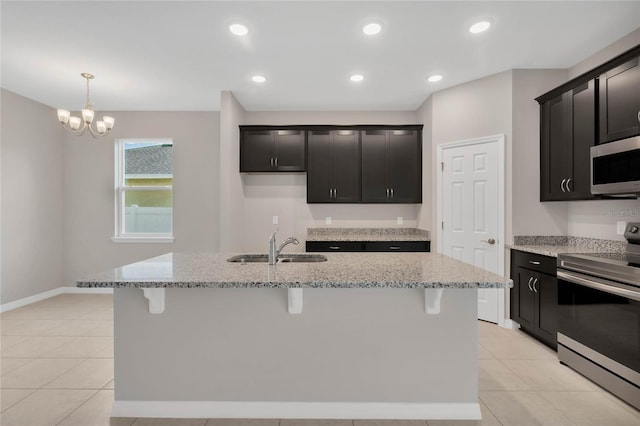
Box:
[272,216,279,225]
[617,221,626,235]
[397,216,403,225]
[325,216,332,225]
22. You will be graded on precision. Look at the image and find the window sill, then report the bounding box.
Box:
[111,236,175,243]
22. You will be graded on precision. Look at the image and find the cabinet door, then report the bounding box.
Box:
[514,267,537,329]
[241,131,274,172]
[540,93,571,201]
[331,130,361,202]
[274,130,306,171]
[568,80,597,199]
[361,130,390,202]
[307,131,332,202]
[389,129,421,203]
[536,272,558,347]
[599,57,640,143]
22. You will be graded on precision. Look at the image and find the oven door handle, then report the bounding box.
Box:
[557,270,640,302]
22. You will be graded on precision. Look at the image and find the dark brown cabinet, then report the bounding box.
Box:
[307,130,361,203]
[240,128,306,172]
[306,241,430,252]
[539,80,597,201]
[599,56,640,144]
[361,129,422,203]
[510,250,558,349]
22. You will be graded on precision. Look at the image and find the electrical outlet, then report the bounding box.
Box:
[325,216,332,225]
[397,216,403,225]
[272,216,279,225]
[617,221,626,235]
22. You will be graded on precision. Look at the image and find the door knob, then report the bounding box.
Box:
[481,238,496,245]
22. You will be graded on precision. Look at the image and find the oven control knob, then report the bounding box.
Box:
[629,226,639,234]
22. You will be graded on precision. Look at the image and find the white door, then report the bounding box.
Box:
[440,136,504,323]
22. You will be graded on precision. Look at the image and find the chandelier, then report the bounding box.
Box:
[56,73,115,138]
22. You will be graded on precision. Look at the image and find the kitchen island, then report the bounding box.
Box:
[78,252,511,420]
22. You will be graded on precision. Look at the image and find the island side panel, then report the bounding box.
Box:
[114,287,478,403]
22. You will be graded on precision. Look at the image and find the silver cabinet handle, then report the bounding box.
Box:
[529,260,541,265]
[270,157,274,167]
[333,189,337,198]
[560,178,567,192]
[329,246,341,250]
[386,188,390,198]
[566,178,572,192]
[389,246,401,250]
[274,157,278,167]
[390,188,394,198]
[329,188,333,198]
[533,278,538,293]
[480,238,496,245]
[527,277,534,291]
[637,110,640,123]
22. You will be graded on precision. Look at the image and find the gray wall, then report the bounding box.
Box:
[428,71,513,250]
[219,106,421,253]
[565,28,640,240]
[511,69,569,237]
[63,111,220,286]
[1,90,65,304]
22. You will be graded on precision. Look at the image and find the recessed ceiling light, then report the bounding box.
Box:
[252,75,266,83]
[469,21,491,34]
[229,24,249,36]
[362,23,382,36]
[350,74,364,82]
[428,74,443,83]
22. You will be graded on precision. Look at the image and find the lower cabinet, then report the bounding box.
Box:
[306,241,430,253]
[510,250,558,349]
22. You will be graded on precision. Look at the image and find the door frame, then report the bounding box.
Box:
[436,134,507,326]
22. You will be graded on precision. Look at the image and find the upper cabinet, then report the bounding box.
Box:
[536,44,640,202]
[240,128,306,172]
[361,129,422,203]
[599,56,640,144]
[539,80,597,201]
[307,129,361,203]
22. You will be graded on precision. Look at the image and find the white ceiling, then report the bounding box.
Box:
[2,1,639,112]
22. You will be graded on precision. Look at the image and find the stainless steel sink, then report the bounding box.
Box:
[279,254,327,263]
[227,254,327,263]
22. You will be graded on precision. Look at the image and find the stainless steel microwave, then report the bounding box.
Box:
[591,135,640,196]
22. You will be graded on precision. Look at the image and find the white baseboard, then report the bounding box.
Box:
[500,319,521,330]
[0,286,113,313]
[111,401,481,420]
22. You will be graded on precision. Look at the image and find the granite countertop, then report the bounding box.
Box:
[306,227,430,242]
[508,236,626,258]
[77,252,511,289]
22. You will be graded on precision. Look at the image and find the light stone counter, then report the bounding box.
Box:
[77,252,511,289]
[508,236,626,258]
[81,252,510,421]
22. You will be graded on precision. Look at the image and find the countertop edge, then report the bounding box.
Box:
[77,281,512,289]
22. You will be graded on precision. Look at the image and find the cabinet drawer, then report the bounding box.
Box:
[511,250,556,275]
[364,241,430,252]
[306,241,364,252]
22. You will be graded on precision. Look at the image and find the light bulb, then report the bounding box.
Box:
[229,24,248,36]
[57,109,70,124]
[103,116,115,130]
[350,74,364,82]
[82,108,94,124]
[362,23,382,36]
[96,121,106,134]
[469,21,491,34]
[69,116,82,130]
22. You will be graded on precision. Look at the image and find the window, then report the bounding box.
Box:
[113,139,174,242]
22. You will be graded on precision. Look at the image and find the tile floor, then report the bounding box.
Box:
[1,294,639,426]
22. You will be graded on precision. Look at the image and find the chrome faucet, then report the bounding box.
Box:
[268,231,299,265]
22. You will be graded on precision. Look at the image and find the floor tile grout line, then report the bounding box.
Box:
[53,388,102,426]
[0,387,38,414]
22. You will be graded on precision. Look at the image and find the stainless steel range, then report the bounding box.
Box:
[557,223,640,410]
